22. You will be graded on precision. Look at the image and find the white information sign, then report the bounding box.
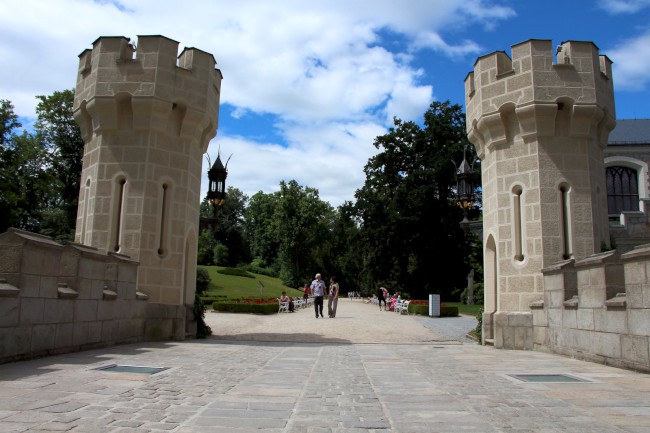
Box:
[429,294,440,317]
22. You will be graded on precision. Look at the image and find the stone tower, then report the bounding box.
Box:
[73,35,222,306]
[464,40,616,348]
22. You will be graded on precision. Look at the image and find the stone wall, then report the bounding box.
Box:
[0,228,187,364]
[535,247,650,372]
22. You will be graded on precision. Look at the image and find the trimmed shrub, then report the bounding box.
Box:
[440,306,459,317]
[409,304,458,317]
[193,294,212,338]
[196,268,211,294]
[199,296,225,305]
[217,267,255,278]
[411,304,429,316]
[243,264,278,278]
[212,301,278,314]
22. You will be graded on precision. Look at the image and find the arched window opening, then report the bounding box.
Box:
[606,166,639,216]
[512,186,524,262]
[113,177,126,252]
[158,183,170,257]
[560,184,573,260]
[81,178,91,245]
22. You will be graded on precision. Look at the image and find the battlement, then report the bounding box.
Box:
[78,35,219,74]
[465,39,615,133]
[74,35,222,143]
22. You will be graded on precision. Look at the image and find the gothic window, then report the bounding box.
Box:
[606,166,639,215]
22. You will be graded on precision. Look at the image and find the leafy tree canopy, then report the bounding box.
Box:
[354,101,480,299]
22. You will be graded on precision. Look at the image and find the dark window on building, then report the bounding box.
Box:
[606,166,639,215]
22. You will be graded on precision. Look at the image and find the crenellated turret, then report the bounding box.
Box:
[72,35,222,306]
[464,39,616,349]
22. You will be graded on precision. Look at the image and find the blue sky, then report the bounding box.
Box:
[1,0,649,206]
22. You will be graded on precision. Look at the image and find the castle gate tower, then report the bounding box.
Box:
[464,40,616,349]
[73,36,221,306]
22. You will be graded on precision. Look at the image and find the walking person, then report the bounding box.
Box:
[328,276,339,318]
[377,286,386,311]
[310,273,326,318]
[303,284,309,302]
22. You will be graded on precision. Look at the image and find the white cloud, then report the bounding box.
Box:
[607,30,650,91]
[0,0,515,206]
[205,119,386,206]
[598,0,650,13]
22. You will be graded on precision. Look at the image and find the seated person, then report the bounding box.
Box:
[388,294,397,311]
[280,291,295,312]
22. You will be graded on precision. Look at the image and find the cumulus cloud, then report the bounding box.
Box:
[598,0,650,13]
[0,0,515,206]
[607,30,650,91]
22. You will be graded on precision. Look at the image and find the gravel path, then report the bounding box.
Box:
[205,298,478,344]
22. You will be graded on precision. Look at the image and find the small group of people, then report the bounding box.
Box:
[309,273,339,318]
[376,286,401,311]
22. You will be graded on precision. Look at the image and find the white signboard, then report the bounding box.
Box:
[429,294,440,317]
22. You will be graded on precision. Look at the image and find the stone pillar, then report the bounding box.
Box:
[465,39,616,349]
[73,36,222,306]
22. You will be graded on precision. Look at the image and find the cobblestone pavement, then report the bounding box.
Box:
[1,299,649,432]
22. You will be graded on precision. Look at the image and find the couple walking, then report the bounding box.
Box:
[310,273,339,318]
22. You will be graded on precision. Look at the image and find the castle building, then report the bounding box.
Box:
[465,40,650,372]
[0,36,223,363]
[73,35,222,306]
[465,39,616,348]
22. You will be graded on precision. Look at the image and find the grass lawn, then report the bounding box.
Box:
[199,265,303,300]
[445,302,482,316]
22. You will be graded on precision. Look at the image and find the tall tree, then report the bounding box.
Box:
[0,99,20,149]
[354,100,479,300]
[35,90,84,240]
[0,131,59,233]
[317,201,363,293]
[199,186,250,266]
[244,190,281,268]
[275,180,333,287]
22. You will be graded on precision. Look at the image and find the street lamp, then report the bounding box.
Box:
[206,152,230,212]
[456,156,475,229]
[456,152,476,305]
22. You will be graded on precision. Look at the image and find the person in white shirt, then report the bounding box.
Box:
[310,273,326,318]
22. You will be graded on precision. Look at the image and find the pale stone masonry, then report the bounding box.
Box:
[465,40,616,348]
[466,40,650,371]
[73,35,222,305]
[0,36,222,363]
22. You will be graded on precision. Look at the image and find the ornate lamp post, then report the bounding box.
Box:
[206,152,229,213]
[456,153,476,305]
[456,156,475,229]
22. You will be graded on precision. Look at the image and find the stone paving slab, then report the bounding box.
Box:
[0,299,649,432]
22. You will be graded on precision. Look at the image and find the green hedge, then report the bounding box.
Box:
[212,301,278,314]
[410,304,458,317]
[441,306,459,317]
[217,267,255,278]
[200,295,226,305]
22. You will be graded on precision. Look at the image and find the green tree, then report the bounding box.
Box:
[275,180,333,287]
[199,186,250,266]
[0,131,60,233]
[354,100,479,300]
[317,201,363,293]
[244,191,281,268]
[0,99,20,149]
[197,227,217,265]
[35,90,84,241]
[213,243,229,266]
